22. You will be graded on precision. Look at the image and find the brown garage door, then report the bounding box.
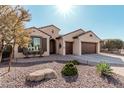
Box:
[66,42,73,54]
[81,42,96,54]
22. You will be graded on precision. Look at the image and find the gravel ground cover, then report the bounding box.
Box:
[0,61,124,88]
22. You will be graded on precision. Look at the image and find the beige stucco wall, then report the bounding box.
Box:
[73,38,80,55]
[62,29,84,41]
[79,32,100,43]
[39,26,60,39]
[39,26,60,54]
[58,31,101,56]
[76,32,101,55]
[14,28,50,58]
[56,39,64,55]
[58,30,84,55]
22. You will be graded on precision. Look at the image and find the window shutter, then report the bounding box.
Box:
[40,37,42,50]
[42,38,47,51]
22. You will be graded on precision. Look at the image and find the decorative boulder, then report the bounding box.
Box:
[26,68,57,82]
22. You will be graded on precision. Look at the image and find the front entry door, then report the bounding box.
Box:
[50,39,56,54]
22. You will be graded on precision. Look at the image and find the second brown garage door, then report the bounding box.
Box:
[65,42,73,54]
[81,42,96,54]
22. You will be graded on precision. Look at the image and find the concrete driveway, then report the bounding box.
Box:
[74,53,124,66]
[16,53,124,66]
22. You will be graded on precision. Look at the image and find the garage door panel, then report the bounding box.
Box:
[81,42,96,54]
[66,42,73,54]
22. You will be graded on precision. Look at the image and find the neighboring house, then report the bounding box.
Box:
[14,25,101,58]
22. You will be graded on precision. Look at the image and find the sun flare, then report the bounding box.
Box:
[56,5,73,16]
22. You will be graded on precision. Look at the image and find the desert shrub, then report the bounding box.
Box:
[96,62,113,76]
[61,62,78,76]
[67,60,80,65]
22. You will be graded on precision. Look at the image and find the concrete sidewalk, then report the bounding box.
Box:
[112,67,124,77]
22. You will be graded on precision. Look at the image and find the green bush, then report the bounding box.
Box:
[61,62,78,76]
[67,60,80,65]
[96,62,113,76]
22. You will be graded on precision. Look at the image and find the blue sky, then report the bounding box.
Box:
[24,5,124,40]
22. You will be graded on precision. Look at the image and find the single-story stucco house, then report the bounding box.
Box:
[14,25,101,58]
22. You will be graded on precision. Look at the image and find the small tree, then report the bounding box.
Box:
[0,5,31,71]
[7,6,31,72]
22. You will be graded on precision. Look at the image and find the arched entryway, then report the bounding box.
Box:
[50,39,56,54]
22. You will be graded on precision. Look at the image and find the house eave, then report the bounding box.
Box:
[38,24,61,31]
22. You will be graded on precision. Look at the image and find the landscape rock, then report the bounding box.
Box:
[26,68,57,81]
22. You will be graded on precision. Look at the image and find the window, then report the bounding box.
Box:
[23,36,47,54]
[28,37,41,52]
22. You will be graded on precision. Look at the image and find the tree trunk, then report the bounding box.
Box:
[8,42,15,72]
[0,39,4,63]
[8,47,13,72]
